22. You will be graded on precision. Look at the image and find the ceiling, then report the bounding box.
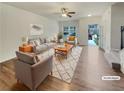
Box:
[5,2,115,21]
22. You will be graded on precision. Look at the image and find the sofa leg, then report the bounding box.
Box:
[17,79,20,83]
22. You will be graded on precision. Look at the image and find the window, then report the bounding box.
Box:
[63,26,76,41]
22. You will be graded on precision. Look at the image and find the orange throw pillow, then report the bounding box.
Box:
[69,36,75,41]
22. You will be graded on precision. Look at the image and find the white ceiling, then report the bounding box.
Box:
[5,2,115,21]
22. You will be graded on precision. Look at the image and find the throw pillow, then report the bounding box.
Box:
[34,40,41,46]
[39,38,44,44]
[69,36,75,41]
[33,55,40,63]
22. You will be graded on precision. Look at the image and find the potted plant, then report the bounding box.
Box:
[57,32,63,43]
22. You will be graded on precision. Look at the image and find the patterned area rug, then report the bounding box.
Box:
[48,46,83,83]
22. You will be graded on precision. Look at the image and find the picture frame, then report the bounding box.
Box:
[30,24,43,35]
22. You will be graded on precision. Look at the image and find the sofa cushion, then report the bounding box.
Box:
[34,44,48,54]
[37,51,49,61]
[16,51,37,65]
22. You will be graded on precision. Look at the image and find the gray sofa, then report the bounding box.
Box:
[15,51,53,90]
[28,37,55,54]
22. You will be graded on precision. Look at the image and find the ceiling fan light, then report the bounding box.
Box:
[62,13,67,17]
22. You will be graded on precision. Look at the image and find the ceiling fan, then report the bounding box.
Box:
[61,8,76,18]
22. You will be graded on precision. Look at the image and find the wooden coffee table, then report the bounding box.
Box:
[54,43,73,58]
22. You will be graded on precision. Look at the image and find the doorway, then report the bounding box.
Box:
[88,24,99,46]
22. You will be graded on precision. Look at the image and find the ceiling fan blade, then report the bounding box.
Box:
[68,12,75,14]
[67,14,72,18]
[61,8,67,13]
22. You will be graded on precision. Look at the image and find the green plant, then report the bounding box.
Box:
[57,32,63,43]
[57,32,63,40]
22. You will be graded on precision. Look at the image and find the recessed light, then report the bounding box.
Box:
[88,14,92,17]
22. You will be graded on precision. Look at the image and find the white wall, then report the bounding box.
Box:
[111,3,124,50]
[0,3,59,62]
[101,7,111,52]
[101,3,124,51]
[0,3,2,61]
[101,3,124,52]
[78,16,102,45]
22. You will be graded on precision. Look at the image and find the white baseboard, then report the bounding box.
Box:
[0,56,16,63]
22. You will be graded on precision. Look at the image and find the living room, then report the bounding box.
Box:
[0,1,124,91]
[0,2,102,62]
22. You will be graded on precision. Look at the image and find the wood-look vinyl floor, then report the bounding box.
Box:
[0,46,124,91]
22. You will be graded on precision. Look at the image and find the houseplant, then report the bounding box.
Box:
[57,32,63,43]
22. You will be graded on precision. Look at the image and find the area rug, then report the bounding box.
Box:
[48,46,83,83]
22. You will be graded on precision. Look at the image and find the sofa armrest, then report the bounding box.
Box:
[31,55,53,88]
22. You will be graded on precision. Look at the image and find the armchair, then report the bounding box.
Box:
[67,36,77,45]
[15,51,53,90]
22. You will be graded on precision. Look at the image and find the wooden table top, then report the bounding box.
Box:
[54,44,73,52]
